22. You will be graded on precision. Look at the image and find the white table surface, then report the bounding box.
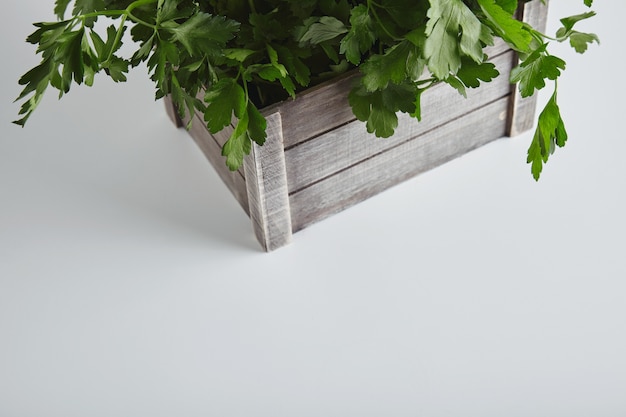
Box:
[1,1,625,416]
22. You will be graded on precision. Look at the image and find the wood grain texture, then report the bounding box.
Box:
[263,39,511,150]
[185,112,249,215]
[243,112,293,251]
[285,51,515,194]
[289,97,510,232]
[507,0,549,136]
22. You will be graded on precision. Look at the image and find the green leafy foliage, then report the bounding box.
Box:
[169,13,240,56]
[14,0,599,179]
[298,16,348,44]
[477,0,532,53]
[424,0,484,79]
[455,59,500,89]
[510,45,566,97]
[527,91,567,180]
[349,82,418,137]
[556,11,599,53]
[340,5,376,65]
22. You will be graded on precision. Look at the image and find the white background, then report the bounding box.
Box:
[1,1,625,416]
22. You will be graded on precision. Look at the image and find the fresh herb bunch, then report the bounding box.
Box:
[15,0,598,179]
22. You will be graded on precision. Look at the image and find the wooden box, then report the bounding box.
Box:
[164,1,548,251]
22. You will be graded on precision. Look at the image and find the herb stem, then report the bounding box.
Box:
[78,0,158,29]
[127,0,158,13]
[248,0,257,14]
[107,14,128,62]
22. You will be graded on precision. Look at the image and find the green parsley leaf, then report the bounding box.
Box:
[169,13,239,57]
[273,45,311,87]
[568,31,599,53]
[223,48,256,63]
[477,0,533,53]
[382,82,418,114]
[494,0,518,16]
[360,41,421,91]
[558,11,597,34]
[13,57,54,126]
[72,0,105,27]
[204,78,246,134]
[246,102,267,146]
[147,38,179,97]
[510,45,566,97]
[90,25,126,61]
[444,76,467,98]
[360,44,408,91]
[102,56,129,82]
[456,58,500,88]
[349,82,418,138]
[376,0,429,30]
[54,0,71,19]
[349,88,397,138]
[340,5,376,65]
[425,0,484,79]
[222,111,251,171]
[299,16,348,45]
[527,91,567,180]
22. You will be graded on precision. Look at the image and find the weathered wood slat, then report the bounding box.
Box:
[289,97,510,232]
[263,39,511,150]
[484,37,513,59]
[262,72,360,149]
[507,0,549,136]
[185,112,249,214]
[243,113,293,251]
[285,51,515,194]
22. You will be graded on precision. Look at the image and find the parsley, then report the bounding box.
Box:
[14,0,599,180]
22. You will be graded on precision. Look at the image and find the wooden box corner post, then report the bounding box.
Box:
[507,0,549,136]
[243,112,293,251]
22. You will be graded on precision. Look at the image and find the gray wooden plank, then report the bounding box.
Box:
[262,39,511,150]
[285,51,515,193]
[507,0,549,136]
[262,72,360,149]
[243,112,293,251]
[289,97,510,232]
[185,113,249,215]
[484,37,512,59]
